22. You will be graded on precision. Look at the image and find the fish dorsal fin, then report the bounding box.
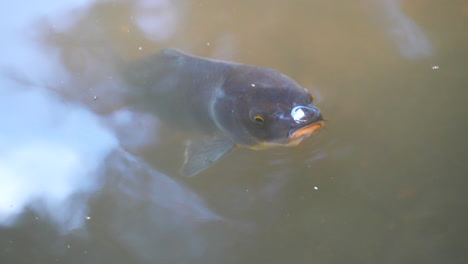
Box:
[181,133,236,177]
[160,48,186,58]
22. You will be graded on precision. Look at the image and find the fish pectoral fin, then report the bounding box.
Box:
[181,134,236,177]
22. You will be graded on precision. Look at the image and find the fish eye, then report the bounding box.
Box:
[252,114,265,125]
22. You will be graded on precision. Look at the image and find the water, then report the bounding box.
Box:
[1,0,467,263]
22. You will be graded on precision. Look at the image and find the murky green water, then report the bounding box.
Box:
[1,1,467,263]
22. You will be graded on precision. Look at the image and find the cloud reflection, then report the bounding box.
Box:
[365,0,433,59]
[0,0,108,233]
[132,0,180,42]
[0,0,219,238]
[0,83,117,231]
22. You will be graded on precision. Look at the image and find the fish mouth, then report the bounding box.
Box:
[245,121,325,150]
[289,121,325,140]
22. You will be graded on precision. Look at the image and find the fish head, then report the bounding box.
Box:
[212,66,324,149]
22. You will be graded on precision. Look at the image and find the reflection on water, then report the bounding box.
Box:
[1,0,467,263]
[0,85,116,231]
[363,0,433,58]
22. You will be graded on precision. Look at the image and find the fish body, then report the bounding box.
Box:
[124,49,323,176]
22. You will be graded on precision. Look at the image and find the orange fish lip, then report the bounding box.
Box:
[289,121,324,139]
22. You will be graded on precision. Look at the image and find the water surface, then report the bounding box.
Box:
[0,0,467,263]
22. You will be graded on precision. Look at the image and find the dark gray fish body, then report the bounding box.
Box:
[124,49,229,133]
[123,49,324,176]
